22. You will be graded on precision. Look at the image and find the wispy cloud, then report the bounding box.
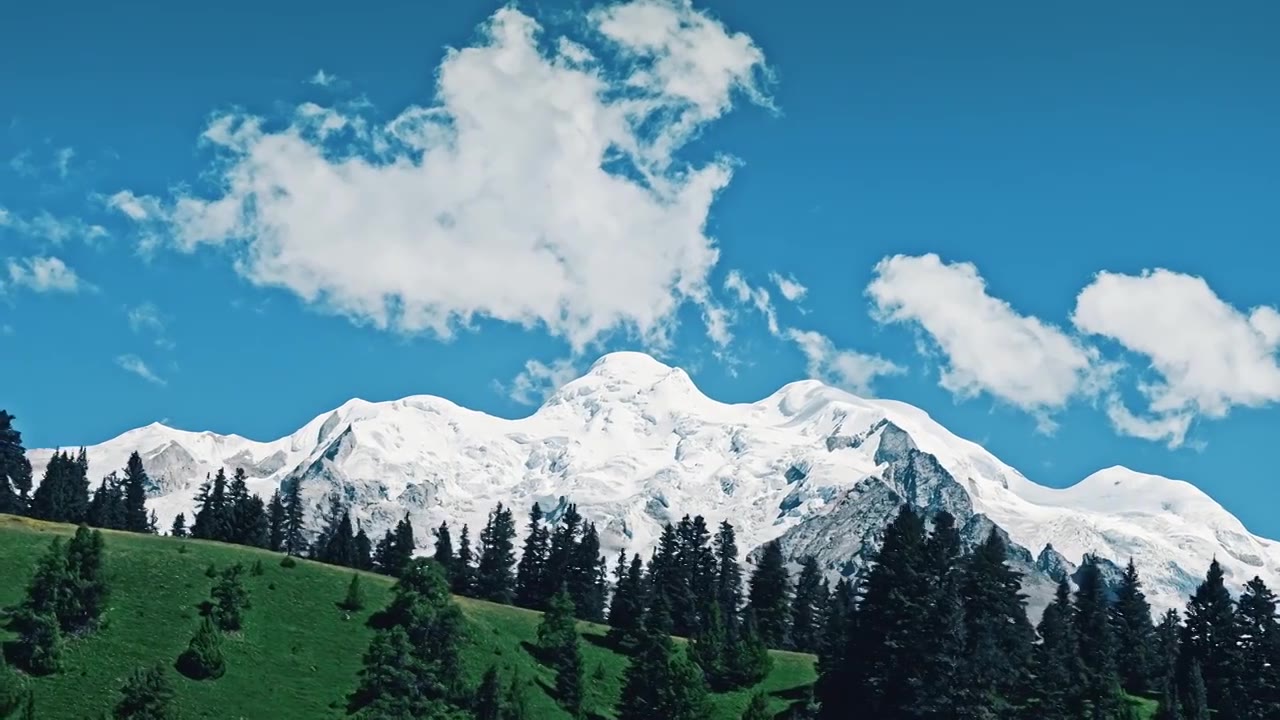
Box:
[0,206,107,245]
[4,256,87,293]
[308,69,340,87]
[115,354,167,386]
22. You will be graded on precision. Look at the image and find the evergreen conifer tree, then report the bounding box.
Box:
[0,410,34,514]
[1075,556,1126,717]
[63,524,109,631]
[176,616,225,680]
[1182,659,1210,720]
[714,521,742,630]
[957,528,1035,718]
[915,511,966,715]
[1235,576,1280,717]
[121,452,151,533]
[281,481,306,555]
[607,552,645,647]
[567,522,608,621]
[1153,609,1182,720]
[740,693,770,720]
[267,490,285,552]
[746,540,791,649]
[1030,578,1087,719]
[788,556,824,653]
[725,612,772,688]
[537,588,584,717]
[209,563,251,632]
[453,524,476,595]
[1180,559,1243,717]
[433,521,454,580]
[170,513,187,538]
[192,468,230,541]
[318,509,358,568]
[342,574,366,612]
[350,559,469,718]
[619,597,711,720]
[29,451,89,523]
[87,474,126,530]
[1111,558,1157,696]
[690,600,728,688]
[477,503,518,605]
[113,664,176,719]
[544,503,582,602]
[354,525,373,570]
[515,503,549,609]
[474,665,503,720]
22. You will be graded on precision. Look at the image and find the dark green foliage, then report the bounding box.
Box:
[1111,559,1156,697]
[342,574,366,612]
[1235,576,1280,717]
[87,473,127,530]
[474,665,504,720]
[1075,555,1126,716]
[739,693,770,720]
[0,651,24,716]
[280,556,296,569]
[476,503,518,605]
[354,526,373,570]
[267,490,285,552]
[114,663,177,719]
[28,449,90,524]
[19,691,35,720]
[788,556,823,653]
[169,513,188,538]
[958,528,1035,717]
[209,563,251,632]
[536,588,584,717]
[607,552,646,647]
[191,469,230,542]
[350,558,470,718]
[1030,578,1087,718]
[63,524,110,630]
[251,559,264,576]
[746,540,790,649]
[544,504,582,606]
[452,524,476,595]
[1153,609,1182,720]
[282,480,306,556]
[814,577,854,710]
[13,609,62,675]
[14,524,109,669]
[433,521,454,579]
[0,410,34,514]
[567,522,608,621]
[121,452,152,534]
[316,507,359,569]
[714,521,742,629]
[916,511,966,715]
[515,504,548,609]
[204,563,217,578]
[1182,659,1209,720]
[374,514,417,579]
[690,601,728,687]
[619,599,711,720]
[724,613,772,689]
[1179,559,1243,717]
[176,616,226,680]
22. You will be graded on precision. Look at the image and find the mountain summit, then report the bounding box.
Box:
[27,351,1279,614]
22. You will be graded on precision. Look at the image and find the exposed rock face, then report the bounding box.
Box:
[26,351,1280,616]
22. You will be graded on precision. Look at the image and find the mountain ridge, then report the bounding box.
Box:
[26,350,1278,615]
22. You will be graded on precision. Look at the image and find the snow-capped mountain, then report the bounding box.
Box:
[26,351,1280,615]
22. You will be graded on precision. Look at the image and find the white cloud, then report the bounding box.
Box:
[5,256,85,293]
[867,253,1105,429]
[110,1,771,354]
[1072,269,1280,445]
[787,329,903,396]
[116,354,167,386]
[127,303,171,349]
[507,357,579,405]
[724,270,778,335]
[769,272,807,302]
[1103,396,1193,448]
[54,147,74,179]
[0,207,107,245]
[309,69,339,87]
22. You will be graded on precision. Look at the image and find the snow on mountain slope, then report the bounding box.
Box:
[25,351,1280,613]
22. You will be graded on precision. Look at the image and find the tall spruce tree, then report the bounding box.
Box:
[169,513,188,538]
[350,559,469,718]
[1183,660,1210,720]
[1111,559,1156,697]
[433,521,454,580]
[814,578,855,713]
[87,474,126,530]
[788,556,824,653]
[267,490,285,551]
[192,469,231,541]
[1180,559,1243,718]
[746,540,791,649]
[568,522,607,621]
[958,528,1035,717]
[714,521,742,630]
[453,524,475,595]
[121,452,151,533]
[1235,576,1280,717]
[176,616,225,680]
[916,511,966,715]
[515,504,549,609]
[476,503,518,605]
[209,563,251,632]
[619,596,711,720]
[544,503,582,603]
[1075,556,1126,717]
[537,588,584,717]
[354,524,373,570]
[607,552,646,647]
[281,480,306,555]
[1031,578,1087,719]
[0,410,34,514]
[1153,609,1182,720]
[29,450,89,523]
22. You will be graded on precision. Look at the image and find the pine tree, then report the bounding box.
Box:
[170,513,188,538]
[318,509,358,569]
[957,528,1035,718]
[690,600,729,688]
[63,524,109,631]
[915,511,966,715]
[209,563,251,632]
[740,693,771,720]
[537,588,584,717]
[350,559,469,717]
[1111,558,1157,697]
[14,610,62,675]
[1180,559,1243,717]
[714,521,742,630]
[607,552,645,647]
[1075,555,1125,717]
[113,664,176,719]
[1031,578,1087,719]
[267,490,285,552]
[354,525,373,570]
[29,451,89,523]
[282,480,306,555]
[87,474,126,530]
[0,410,34,514]
[544,503,582,603]
[342,574,367,612]
[725,612,772,688]
[121,452,151,533]
[477,503,518,605]
[515,503,549,609]
[746,540,791,649]
[176,616,225,680]
[619,597,711,720]
[433,521,454,580]
[1235,576,1280,718]
[567,522,608,621]
[788,556,824,653]
[1182,659,1210,720]
[474,665,504,720]
[1154,609,1182,720]
[814,577,855,712]
[192,468,231,541]
[453,524,475,595]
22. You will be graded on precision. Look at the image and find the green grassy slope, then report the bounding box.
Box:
[0,515,815,719]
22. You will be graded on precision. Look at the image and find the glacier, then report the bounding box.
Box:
[26,351,1280,615]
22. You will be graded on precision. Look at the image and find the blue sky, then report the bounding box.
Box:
[3,1,1279,534]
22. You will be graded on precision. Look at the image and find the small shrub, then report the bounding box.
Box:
[176,617,225,680]
[339,575,365,612]
[251,559,265,576]
[204,563,217,578]
[280,556,297,569]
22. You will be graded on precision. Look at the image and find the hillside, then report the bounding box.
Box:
[25,352,1279,616]
[0,515,816,719]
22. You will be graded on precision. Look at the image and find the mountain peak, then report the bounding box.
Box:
[585,351,678,378]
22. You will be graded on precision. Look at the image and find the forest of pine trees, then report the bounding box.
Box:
[6,408,1280,718]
